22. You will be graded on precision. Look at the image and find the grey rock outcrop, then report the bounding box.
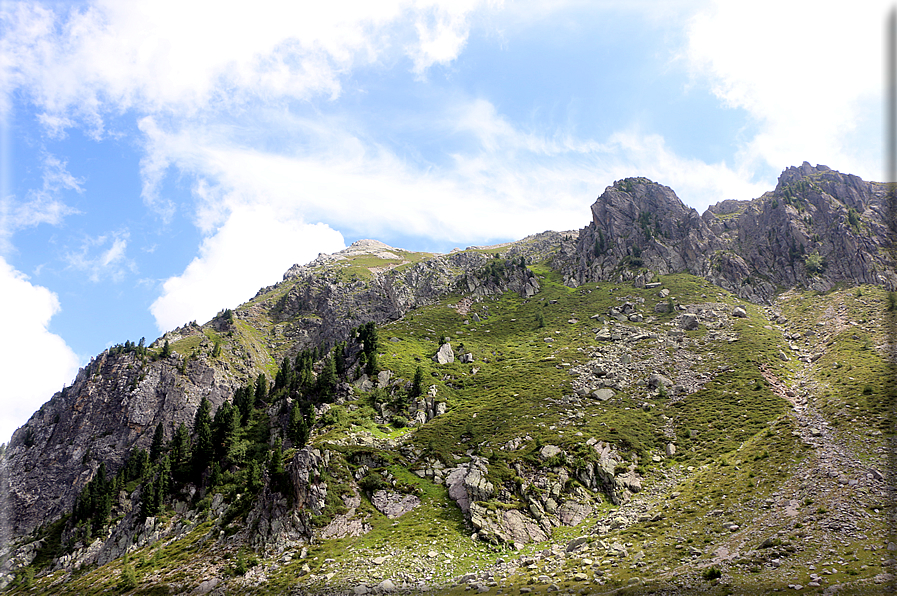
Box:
[554,164,896,302]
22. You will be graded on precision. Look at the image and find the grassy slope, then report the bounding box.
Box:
[11,267,893,595]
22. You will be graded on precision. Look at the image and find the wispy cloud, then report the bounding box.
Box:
[0,153,81,254]
[64,230,135,282]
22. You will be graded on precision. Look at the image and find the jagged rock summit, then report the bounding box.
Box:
[557,162,895,302]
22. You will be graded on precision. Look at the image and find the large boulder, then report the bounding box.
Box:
[433,343,455,364]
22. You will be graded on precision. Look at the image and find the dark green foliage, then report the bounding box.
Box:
[235,384,253,426]
[254,374,268,407]
[212,401,238,461]
[274,357,292,393]
[150,422,166,462]
[537,308,545,328]
[192,397,213,481]
[410,366,424,398]
[73,462,114,536]
[887,291,897,312]
[302,402,316,428]
[593,229,607,256]
[289,402,309,447]
[160,340,171,359]
[847,207,860,230]
[365,350,379,377]
[484,258,508,283]
[804,252,826,275]
[358,322,379,355]
[317,354,338,401]
[212,340,221,358]
[170,422,191,473]
[334,342,347,377]
[702,566,722,580]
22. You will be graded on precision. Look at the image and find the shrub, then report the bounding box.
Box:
[702,566,722,580]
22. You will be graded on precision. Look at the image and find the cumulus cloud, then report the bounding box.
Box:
[0,257,80,444]
[685,0,888,180]
[1,0,493,131]
[149,206,344,331]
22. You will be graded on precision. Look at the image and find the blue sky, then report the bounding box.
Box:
[0,0,888,443]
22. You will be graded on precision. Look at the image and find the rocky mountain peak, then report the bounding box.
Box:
[775,161,832,190]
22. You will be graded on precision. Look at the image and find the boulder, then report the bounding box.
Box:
[732,306,748,318]
[647,373,671,390]
[433,343,455,364]
[679,313,699,330]
[459,353,474,363]
[371,490,421,519]
[592,388,614,401]
[539,445,563,460]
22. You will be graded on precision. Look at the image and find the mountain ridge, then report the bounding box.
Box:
[1,163,894,595]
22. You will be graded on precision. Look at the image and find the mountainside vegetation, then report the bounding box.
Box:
[0,164,894,595]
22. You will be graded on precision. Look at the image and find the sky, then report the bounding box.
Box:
[0,0,889,443]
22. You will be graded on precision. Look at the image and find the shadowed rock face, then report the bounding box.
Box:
[2,349,237,537]
[556,163,896,302]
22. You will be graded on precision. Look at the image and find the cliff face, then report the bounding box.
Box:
[556,163,895,302]
[3,348,237,537]
[1,235,555,538]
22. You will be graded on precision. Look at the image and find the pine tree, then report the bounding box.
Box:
[317,355,337,401]
[274,357,291,393]
[254,374,268,407]
[235,385,252,426]
[170,422,191,473]
[411,366,424,398]
[191,397,213,481]
[160,339,171,358]
[212,401,237,460]
[289,402,309,447]
[365,351,379,377]
[150,422,165,462]
[334,343,347,377]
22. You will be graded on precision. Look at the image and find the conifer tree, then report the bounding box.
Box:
[411,366,424,398]
[235,385,252,426]
[212,401,237,460]
[289,402,309,447]
[317,355,337,401]
[150,422,165,462]
[254,374,268,407]
[170,422,190,467]
[192,397,213,481]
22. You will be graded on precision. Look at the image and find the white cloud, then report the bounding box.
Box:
[0,153,81,253]
[1,0,493,132]
[137,96,760,263]
[685,0,889,180]
[64,230,134,282]
[0,257,80,444]
[149,205,345,331]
